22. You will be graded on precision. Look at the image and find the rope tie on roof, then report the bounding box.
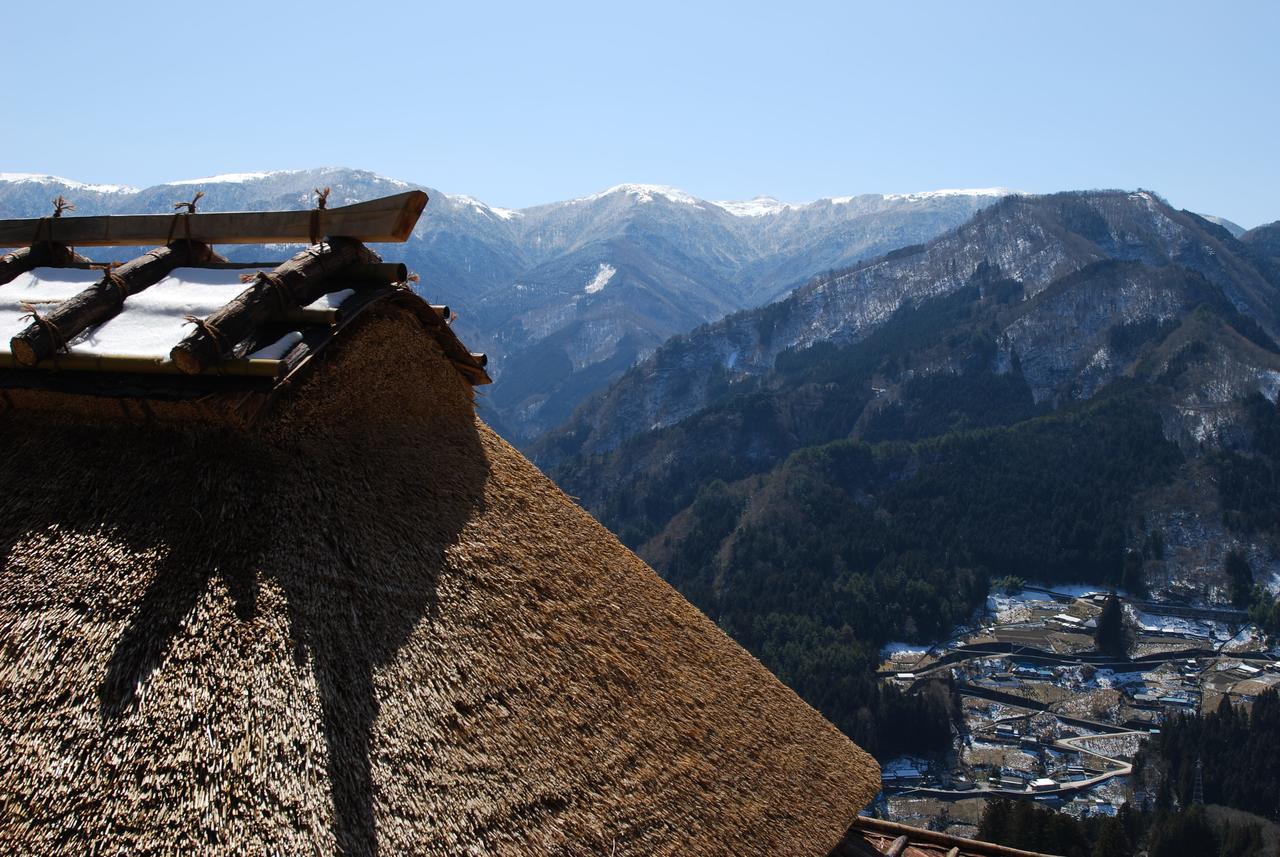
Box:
[31,217,52,246]
[166,191,204,246]
[309,187,330,246]
[239,270,293,312]
[28,195,71,246]
[20,302,69,354]
[94,262,130,301]
[181,314,230,356]
[173,190,204,215]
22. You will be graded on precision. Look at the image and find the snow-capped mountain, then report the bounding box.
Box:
[0,168,1009,440]
[536,190,1280,467]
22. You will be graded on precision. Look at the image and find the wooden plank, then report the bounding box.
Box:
[0,191,427,248]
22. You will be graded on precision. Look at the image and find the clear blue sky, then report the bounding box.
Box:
[3,1,1276,226]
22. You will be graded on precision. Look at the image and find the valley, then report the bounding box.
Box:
[875,583,1277,840]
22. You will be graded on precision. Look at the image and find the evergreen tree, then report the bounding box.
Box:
[1092,818,1131,857]
[1095,593,1129,658]
[1224,549,1254,607]
[1147,807,1218,857]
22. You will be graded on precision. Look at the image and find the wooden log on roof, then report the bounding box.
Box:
[170,238,379,375]
[0,191,428,248]
[0,243,88,286]
[884,835,909,857]
[9,241,220,367]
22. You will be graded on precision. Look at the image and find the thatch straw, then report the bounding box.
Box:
[0,308,878,855]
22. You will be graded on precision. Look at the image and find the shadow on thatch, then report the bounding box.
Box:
[0,324,489,855]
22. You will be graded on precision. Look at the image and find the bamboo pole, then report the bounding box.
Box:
[170,239,378,375]
[0,243,88,286]
[0,191,427,248]
[9,241,220,367]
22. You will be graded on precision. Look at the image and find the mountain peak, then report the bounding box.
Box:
[0,172,138,194]
[579,184,701,206]
[713,196,796,217]
[446,193,522,221]
[165,170,284,186]
[879,187,1018,202]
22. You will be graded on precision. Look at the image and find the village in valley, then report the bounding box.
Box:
[873,581,1280,839]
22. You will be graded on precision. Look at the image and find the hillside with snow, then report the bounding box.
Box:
[0,169,1012,440]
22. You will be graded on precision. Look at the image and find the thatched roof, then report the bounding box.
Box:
[0,294,879,853]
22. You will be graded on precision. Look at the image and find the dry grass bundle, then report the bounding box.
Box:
[0,308,878,856]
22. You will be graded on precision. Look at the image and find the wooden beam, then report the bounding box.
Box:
[9,241,221,367]
[0,191,427,248]
[170,239,379,375]
[0,243,89,286]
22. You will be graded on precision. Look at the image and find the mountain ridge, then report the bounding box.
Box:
[0,168,1014,439]
[536,190,1280,465]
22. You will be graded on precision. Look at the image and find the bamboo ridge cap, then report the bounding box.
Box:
[0,191,428,248]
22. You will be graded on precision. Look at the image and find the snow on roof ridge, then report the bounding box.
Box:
[0,173,138,194]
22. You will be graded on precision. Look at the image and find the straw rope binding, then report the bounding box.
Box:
[19,302,69,354]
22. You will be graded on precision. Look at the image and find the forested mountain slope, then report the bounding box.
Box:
[539,191,1280,464]
[541,191,1280,753]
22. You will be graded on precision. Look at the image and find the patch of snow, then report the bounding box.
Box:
[713,196,796,217]
[881,641,931,658]
[306,289,355,310]
[1125,607,1226,641]
[1221,626,1264,653]
[579,184,700,206]
[1043,584,1121,599]
[0,269,103,353]
[249,331,303,360]
[584,263,616,295]
[72,268,250,358]
[165,171,282,186]
[0,267,252,360]
[0,172,138,194]
[448,194,521,220]
[369,173,411,188]
[883,187,1017,202]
